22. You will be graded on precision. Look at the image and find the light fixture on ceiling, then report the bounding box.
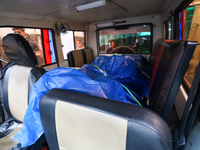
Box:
[96,22,115,28]
[75,0,107,11]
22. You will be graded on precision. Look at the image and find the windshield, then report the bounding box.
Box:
[98,24,152,54]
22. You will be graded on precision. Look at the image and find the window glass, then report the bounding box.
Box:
[60,31,74,60]
[74,31,85,50]
[42,29,56,65]
[98,25,152,54]
[180,0,200,88]
[0,27,56,67]
[60,30,85,60]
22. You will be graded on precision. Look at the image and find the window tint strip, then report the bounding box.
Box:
[42,29,52,64]
[179,11,183,40]
[48,30,56,63]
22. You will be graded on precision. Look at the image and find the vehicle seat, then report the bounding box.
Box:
[67,48,94,67]
[0,34,46,150]
[40,89,172,150]
[149,39,197,120]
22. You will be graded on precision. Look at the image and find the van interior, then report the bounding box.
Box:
[0,0,200,150]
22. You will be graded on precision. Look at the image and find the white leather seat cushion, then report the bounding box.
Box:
[0,123,23,150]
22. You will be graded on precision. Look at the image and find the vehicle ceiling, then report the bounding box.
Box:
[0,0,173,23]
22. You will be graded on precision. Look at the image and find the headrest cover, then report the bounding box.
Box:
[2,34,38,66]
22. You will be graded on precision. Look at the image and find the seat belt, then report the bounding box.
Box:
[173,62,200,150]
[184,79,200,138]
[0,61,5,123]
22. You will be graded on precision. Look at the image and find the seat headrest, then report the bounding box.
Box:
[2,34,38,66]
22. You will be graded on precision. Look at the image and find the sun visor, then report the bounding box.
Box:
[2,34,38,66]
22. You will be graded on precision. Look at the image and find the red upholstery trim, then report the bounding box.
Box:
[150,41,160,64]
[150,39,165,69]
[150,40,173,93]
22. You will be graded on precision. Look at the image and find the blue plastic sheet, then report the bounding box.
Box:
[81,54,150,97]
[13,66,146,147]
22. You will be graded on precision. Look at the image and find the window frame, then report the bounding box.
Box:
[61,30,86,61]
[173,0,198,93]
[96,23,153,55]
[73,30,86,51]
[0,25,59,67]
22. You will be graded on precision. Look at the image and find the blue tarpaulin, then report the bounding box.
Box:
[81,54,150,97]
[13,55,149,147]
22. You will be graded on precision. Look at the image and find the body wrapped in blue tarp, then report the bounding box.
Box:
[81,54,150,97]
[13,55,150,147]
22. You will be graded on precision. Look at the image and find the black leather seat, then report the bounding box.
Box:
[67,48,94,67]
[39,39,197,150]
[149,39,197,120]
[0,34,46,150]
[40,89,172,150]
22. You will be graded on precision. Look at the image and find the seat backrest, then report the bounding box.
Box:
[40,89,172,150]
[67,48,94,67]
[149,39,197,120]
[1,34,46,121]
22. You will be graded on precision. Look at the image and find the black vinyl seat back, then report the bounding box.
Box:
[0,34,46,150]
[40,89,172,150]
[149,39,197,120]
[1,33,46,121]
[2,34,38,67]
[67,48,94,67]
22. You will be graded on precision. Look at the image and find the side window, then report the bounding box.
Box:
[175,1,200,89]
[98,24,153,54]
[60,30,85,60]
[74,31,85,50]
[178,7,195,41]
[0,27,57,67]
